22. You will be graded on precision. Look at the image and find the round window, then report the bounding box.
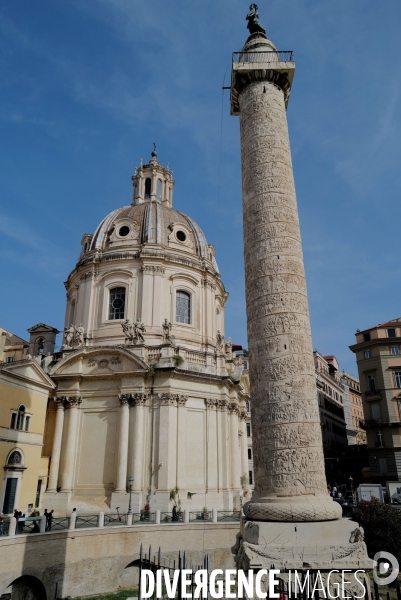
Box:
[119,226,130,237]
[176,230,186,242]
[112,298,124,309]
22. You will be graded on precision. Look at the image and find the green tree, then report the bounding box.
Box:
[353,498,401,562]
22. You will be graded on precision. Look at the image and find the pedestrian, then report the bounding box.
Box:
[47,509,54,532]
[0,513,4,536]
[172,505,177,522]
[17,511,24,534]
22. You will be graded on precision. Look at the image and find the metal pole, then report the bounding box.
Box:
[128,479,133,515]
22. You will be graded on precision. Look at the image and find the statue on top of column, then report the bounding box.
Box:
[246,4,267,36]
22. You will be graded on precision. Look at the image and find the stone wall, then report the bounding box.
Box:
[0,522,238,599]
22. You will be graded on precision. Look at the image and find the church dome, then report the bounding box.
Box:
[89,202,214,266]
[77,152,219,273]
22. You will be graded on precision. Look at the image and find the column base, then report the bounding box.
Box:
[232,518,373,571]
[243,496,342,522]
[43,491,72,516]
[110,491,143,514]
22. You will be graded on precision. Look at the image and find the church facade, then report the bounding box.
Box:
[43,151,249,514]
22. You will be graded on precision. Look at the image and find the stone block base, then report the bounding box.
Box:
[42,491,71,515]
[232,518,373,571]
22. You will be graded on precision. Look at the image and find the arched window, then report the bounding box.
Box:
[108,287,126,320]
[176,291,190,324]
[156,178,162,201]
[16,405,25,430]
[8,450,22,466]
[10,405,30,431]
[37,338,45,354]
[144,178,151,199]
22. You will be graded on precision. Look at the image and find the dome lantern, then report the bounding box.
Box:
[131,146,174,207]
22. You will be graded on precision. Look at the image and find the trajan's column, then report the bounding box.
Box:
[231,6,371,579]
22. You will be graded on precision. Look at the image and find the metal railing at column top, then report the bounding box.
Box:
[233,50,294,63]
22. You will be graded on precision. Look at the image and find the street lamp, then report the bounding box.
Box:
[128,477,133,515]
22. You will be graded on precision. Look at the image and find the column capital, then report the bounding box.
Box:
[204,398,216,410]
[177,395,188,406]
[54,397,66,409]
[132,393,148,406]
[65,396,82,408]
[158,393,176,406]
[217,399,229,412]
[119,394,131,406]
[228,402,240,416]
[239,411,247,422]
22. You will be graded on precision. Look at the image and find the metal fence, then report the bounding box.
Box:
[216,510,241,522]
[104,512,127,527]
[189,511,212,523]
[15,517,41,535]
[132,511,155,524]
[138,545,210,600]
[233,50,294,64]
[75,514,99,529]
[51,516,70,531]
[160,511,184,524]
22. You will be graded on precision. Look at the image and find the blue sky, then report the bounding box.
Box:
[1,0,400,376]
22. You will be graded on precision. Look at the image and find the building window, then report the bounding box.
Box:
[248,448,252,460]
[375,431,384,447]
[5,357,14,363]
[379,457,387,474]
[390,346,400,355]
[371,402,381,420]
[108,287,126,320]
[364,350,371,359]
[156,178,162,201]
[70,300,76,325]
[176,291,190,324]
[246,401,250,412]
[367,375,376,394]
[8,450,22,465]
[394,372,401,389]
[35,479,42,508]
[2,478,18,514]
[388,328,397,338]
[246,423,251,437]
[248,471,253,485]
[363,332,371,342]
[10,405,30,431]
[144,178,151,199]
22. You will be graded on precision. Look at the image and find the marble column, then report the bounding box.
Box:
[205,399,218,491]
[115,395,130,492]
[60,396,82,492]
[131,393,147,492]
[47,397,65,492]
[176,395,188,490]
[239,411,248,480]
[231,30,341,523]
[229,403,240,491]
[217,399,229,490]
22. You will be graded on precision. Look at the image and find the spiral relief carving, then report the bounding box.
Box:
[239,79,339,521]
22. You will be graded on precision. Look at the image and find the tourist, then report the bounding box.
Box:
[17,511,24,533]
[0,513,4,536]
[47,509,54,531]
[172,505,178,522]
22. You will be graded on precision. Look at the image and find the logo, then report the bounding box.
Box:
[373,552,399,586]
